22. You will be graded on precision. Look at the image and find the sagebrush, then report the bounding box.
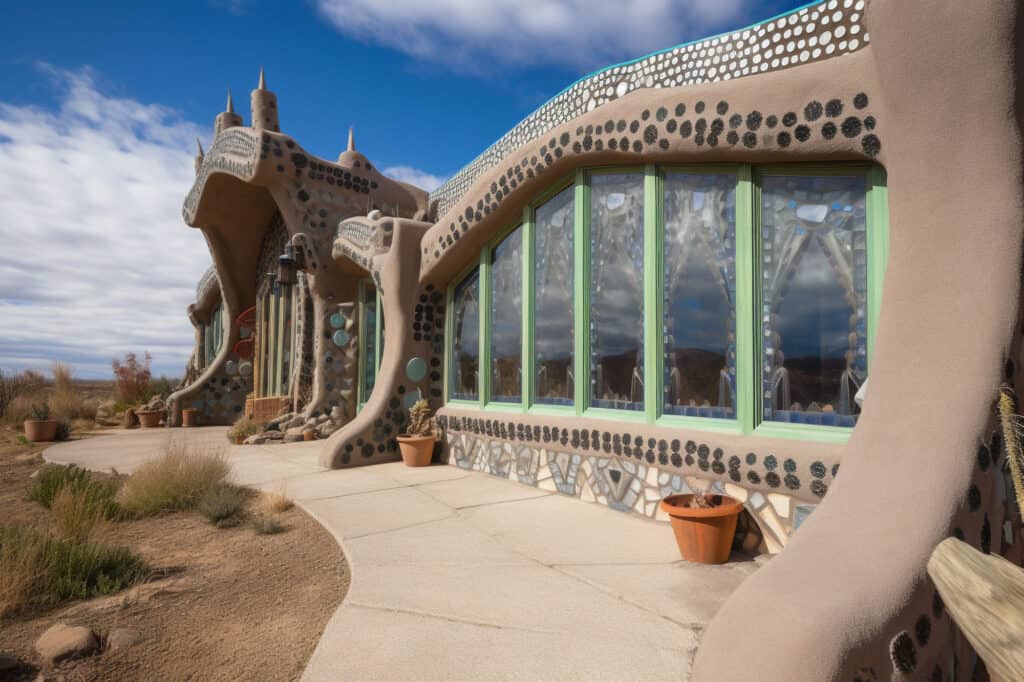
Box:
[118,442,230,516]
[197,484,250,528]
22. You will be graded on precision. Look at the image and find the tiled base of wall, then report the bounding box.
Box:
[445,431,813,554]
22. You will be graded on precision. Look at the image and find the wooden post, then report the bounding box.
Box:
[927,537,1024,680]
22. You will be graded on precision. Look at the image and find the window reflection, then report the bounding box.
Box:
[590,173,644,410]
[490,228,522,402]
[534,187,574,405]
[760,174,868,426]
[362,283,378,397]
[663,173,736,418]
[451,269,480,400]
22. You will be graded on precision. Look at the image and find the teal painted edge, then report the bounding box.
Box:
[735,164,755,435]
[867,164,889,367]
[522,203,535,411]
[753,421,852,445]
[643,164,659,423]
[478,247,490,410]
[573,170,588,416]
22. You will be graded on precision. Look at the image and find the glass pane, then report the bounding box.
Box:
[534,186,574,406]
[451,269,480,401]
[760,174,868,427]
[590,173,644,411]
[490,228,522,403]
[663,173,737,419]
[362,283,378,398]
[280,290,292,394]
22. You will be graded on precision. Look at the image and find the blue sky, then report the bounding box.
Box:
[0,0,808,379]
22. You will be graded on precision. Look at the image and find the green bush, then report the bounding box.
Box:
[250,514,284,535]
[0,524,147,617]
[54,418,71,442]
[118,444,229,517]
[197,485,250,528]
[25,464,119,517]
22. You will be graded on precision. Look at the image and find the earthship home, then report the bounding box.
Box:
[167,0,1024,678]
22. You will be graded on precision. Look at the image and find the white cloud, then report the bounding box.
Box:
[382,165,447,192]
[0,66,210,379]
[315,0,751,71]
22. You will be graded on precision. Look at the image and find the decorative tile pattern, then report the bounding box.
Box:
[429,0,870,217]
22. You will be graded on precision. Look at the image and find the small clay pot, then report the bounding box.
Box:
[23,419,57,442]
[396,435,435,467]
[660,494,744,564]
[303,430,316,442]
[181,408,199,428]
[136,410,162,428]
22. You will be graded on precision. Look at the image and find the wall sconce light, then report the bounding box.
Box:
[277,245,297,286]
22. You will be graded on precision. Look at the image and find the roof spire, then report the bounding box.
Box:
[258,66,266,91]
[196,137,204,156]
[347,126,355,152]
[226,89,235,113]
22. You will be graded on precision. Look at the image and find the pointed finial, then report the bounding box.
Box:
[196,137,204,156]
[347,126,355,152]
[226,89,235,113]
[258,66,266,90]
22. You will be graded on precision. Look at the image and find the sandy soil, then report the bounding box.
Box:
[0,429,349,681]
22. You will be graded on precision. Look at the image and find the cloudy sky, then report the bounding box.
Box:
[0,0,807,379]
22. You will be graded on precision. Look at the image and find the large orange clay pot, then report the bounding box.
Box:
[660,494,743,564]
[136,410,162,428]
[397,435,435,467]
[23,420,57,442]
[181,408,199,428]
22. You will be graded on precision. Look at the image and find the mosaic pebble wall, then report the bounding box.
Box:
[189,366,251,425]
[423,91,880,269]
[429,0,871,217]
[438,412,835,552]
[184,128,258,221]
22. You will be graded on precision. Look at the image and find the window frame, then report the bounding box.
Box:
[443,162,888,443]
[356,279,383,411]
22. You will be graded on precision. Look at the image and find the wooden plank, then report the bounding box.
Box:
[927,537,1024,680]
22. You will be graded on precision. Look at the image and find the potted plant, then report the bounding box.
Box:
[397,399,437,467]
[136,408,163,428]
[181,408,199,428]
[228,416,260,445]
[23,403,57,442]
[660,493,744,564]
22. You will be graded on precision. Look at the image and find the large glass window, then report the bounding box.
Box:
[444,164,884,440]
[358,281,379,407]
[590,173,644,411]
[663,173,736,418]
[255,279,294,397]
[490,228,522,403]
[760,174,868,427]
[534,187,574,406]
[450,270,480,401]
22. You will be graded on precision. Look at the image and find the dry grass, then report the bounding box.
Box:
[262,482,294,514]
[196,484,250,528]
[51,485,114,543]
[118,441,230,517]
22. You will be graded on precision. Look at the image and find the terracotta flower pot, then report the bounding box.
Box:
[181,409,199,428]
[397,435,435,467]
[23,419,57,442]
[303,430,316,442]
[660,494,744,564]
[136,410,162,428]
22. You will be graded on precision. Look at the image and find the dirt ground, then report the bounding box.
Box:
[0,429,349,681]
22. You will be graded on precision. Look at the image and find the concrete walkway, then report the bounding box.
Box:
[45,428,759,681]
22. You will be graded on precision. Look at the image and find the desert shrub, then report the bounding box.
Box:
[51,485,113,542]
[118,443,229,516]
[227,416,261,443]
[0,524,147,617]
[4,394,40,425]
[143,375,174,403]
[30,403,50,421]
[196,484,250,528]
[250,514,284,535]
[262,484,293,514]
[26,464,92,508]
[54,418,71,442]
[0,369,46,420]
[48,363,98,422]
[16,435,30,446]
[26,465,120,524]
[111,352,152,405]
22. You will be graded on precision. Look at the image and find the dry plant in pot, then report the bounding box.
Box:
[660,493,744,564]
[397,399,437,467]
[24,402,57,442]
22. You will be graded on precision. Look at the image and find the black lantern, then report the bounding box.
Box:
[277,245,297,286]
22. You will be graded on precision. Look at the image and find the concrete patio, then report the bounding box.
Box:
[45,427,760,680]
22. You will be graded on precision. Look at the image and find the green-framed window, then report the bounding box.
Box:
[255,277,295,398]
[357,279,384,410]
[445,163,888,443]
[202,302,224,369]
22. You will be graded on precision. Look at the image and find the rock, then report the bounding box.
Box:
[285,425,306,437]
[35,623,98,665]
[263,430,284,440]
[244,435,266,445]
[95,400,116,418]
[122,408,139,429]
[330,406,345,422]
[283,433,304,443]
[106,628,142,652]
[315,425,334,439]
